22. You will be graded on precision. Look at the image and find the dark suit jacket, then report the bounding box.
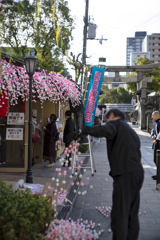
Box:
[82,119,143,177]
[63,117,75,146]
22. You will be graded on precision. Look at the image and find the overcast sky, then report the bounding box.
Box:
[67,0,160,67]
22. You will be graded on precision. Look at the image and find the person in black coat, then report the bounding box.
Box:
[63,110,75,166]
[80,108,144,240]
[69,96,88,144]
[151,110,160,180]
[43,114,57,168]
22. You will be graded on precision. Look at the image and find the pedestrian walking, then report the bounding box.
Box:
[151,110,160,180]
[80,108,144,240]
[43,114,57,167]
[63,110,75,166]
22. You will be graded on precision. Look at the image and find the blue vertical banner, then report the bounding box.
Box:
[84,66,105,126]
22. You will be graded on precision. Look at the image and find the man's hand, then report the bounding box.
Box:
[151,136,155,140]
[153,139,157,145]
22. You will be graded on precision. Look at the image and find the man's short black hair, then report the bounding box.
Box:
[105,108,125,120]
[65,110,71,117]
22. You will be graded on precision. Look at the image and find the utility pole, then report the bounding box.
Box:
[82,0,89,65]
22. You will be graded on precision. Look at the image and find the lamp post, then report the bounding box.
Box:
[24,54,37,183]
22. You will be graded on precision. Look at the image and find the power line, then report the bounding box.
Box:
[129,13,160,31]
[98,13,160,36]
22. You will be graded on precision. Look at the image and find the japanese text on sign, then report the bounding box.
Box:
[6,128,23,140]
[84,67,105,126]
[7,113,24,125]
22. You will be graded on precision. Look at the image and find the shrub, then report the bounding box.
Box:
[0,181,54,240]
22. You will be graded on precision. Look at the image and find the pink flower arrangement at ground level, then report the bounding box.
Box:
[45,219,102,240]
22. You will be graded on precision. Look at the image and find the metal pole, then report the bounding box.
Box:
[82,0,89,66]
[80,0,89,86]
[26,75,33,183]
[156,149,160,190]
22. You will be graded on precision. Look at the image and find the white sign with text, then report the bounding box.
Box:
[6,128,23,140]
[7,112,25,125]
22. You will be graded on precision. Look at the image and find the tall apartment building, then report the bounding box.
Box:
[142,33,160,63]
[126,31,147,66]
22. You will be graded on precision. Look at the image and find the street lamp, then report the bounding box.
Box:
[24,54,37,183]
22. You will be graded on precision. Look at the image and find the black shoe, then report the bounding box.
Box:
[152,175,157,179]
[152,176,157,180]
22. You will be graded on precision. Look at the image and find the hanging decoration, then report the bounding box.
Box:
[0,60,81,108]
[37,0,40,16]
[52,5,56,22]
[56,25,60,47]
[0,88,9,117]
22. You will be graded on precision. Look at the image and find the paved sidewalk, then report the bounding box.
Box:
[69,123,160,240]
[0,123,160,239]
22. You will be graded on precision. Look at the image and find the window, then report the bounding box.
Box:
[153,43,155,46]
[152,49,154,51]
[152,55,154,57]
[152,37,155,40]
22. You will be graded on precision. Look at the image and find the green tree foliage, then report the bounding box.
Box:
[126,57,160,93]
[136,57,160,93]
[99,85,133,104]
[126,72,137,93]
[0,0,74,74]
[136,56,151,65]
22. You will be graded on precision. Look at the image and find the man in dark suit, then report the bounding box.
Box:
[80,108,144,240]
[151,111,160,180]
[63,110,75,166]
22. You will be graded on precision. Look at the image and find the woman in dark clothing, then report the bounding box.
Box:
[43,114,57,167]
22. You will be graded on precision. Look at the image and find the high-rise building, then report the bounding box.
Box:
[126,31,147,66]
[142,33,160,63]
